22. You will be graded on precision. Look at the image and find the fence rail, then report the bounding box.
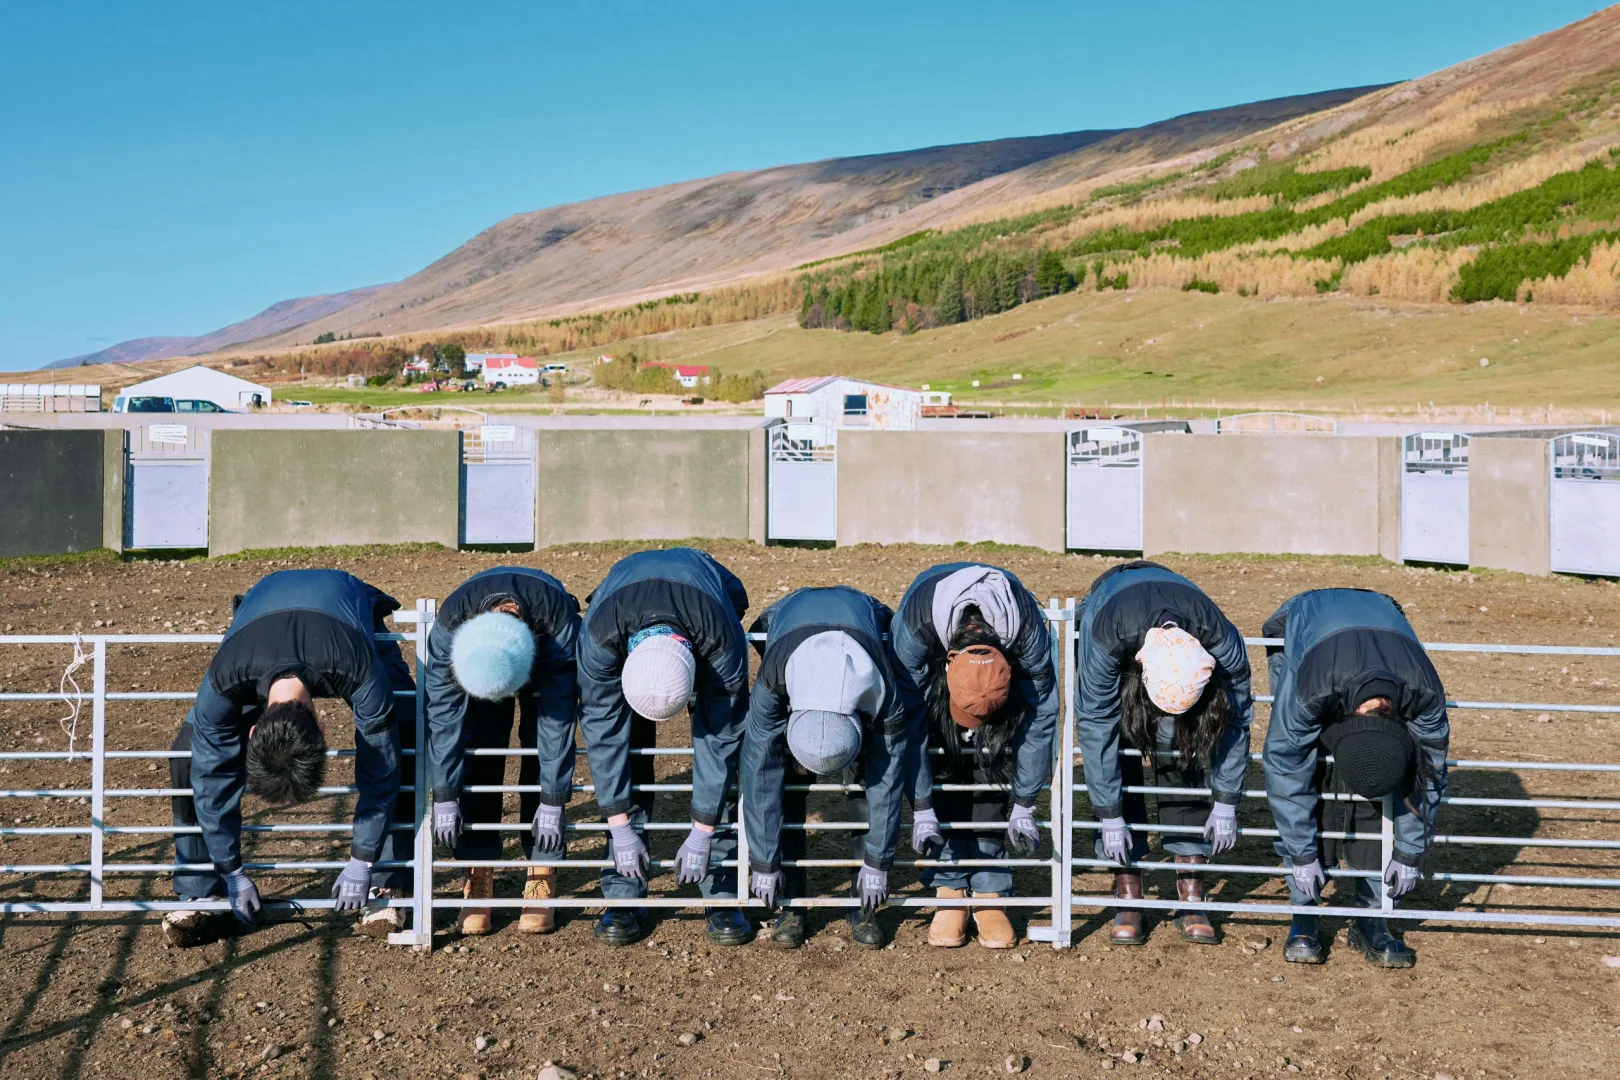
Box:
[1,602,1617,950]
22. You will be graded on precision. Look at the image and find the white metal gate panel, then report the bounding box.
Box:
[1400,432,1469,565]
[1066,427,1142,552]
[1551,433,1620,576]
[460,425,535,546]
[125,424,209,549]
[768,423,837,541]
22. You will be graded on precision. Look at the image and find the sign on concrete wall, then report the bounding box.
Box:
[767,423,837,542]
[125,423,208,549]
[460,426,535,546]
[1400,432,1469,565]
[1551,433,1620,576]
[1066,428,1142,552]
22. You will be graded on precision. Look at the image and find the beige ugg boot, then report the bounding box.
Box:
[971,893,1017,949]
[517,866,556,934]
[457,867,494,936]
[928,887,970,948]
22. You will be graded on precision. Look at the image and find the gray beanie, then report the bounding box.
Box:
[787,710,864,775]
[622,632,696,721]
[782,631,883,774]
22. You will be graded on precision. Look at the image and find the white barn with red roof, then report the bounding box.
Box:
[482,355,540,386]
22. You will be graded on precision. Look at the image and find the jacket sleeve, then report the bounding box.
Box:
[347,639,410,863]
[1262,648,1323,866]
[690,632,749,826]
[530,644,580,808]
[423,624,469,802]
[1075,598,1127,819]
[1393,700,1450,863]
[718,561,750,621]
[1206,618,1255,804]
[889,619,935,811]
[1009,603,1059,808]
[860,714,910,871]
[740,680,790,873]
[188,677,249,873]
[576,631,636,819]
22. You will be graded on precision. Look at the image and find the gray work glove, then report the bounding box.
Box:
[1291,859,1326,904]
[1203,801,1237,856]
[532,802,565,855]
[432,799,462,849]
[910,807,944,859]
[1006,803,1041,857]
[221,867,261,926]
[609,820,650,881]
[751,869,784,911]
[674,826,712,886]
[856,863,888,914]
[330,856,373,913]
[1099,816,1132,865]
[1383,856,1420,898]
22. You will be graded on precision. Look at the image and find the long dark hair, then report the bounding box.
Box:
[927,605,1024,782]
[1119,660,1231,769]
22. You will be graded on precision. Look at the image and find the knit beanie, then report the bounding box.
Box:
[622,628,696,721]
[450,612,536,701]
[786,710,864,775]
[1322,713,1416,799]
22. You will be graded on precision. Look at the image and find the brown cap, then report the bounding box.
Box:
[946,645,1011,728]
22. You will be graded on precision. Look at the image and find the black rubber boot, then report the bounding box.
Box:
[1348,917,1415,968]
[706,908,756,946]
[593,909,646,947]
[1283,914,1326,964]
[769,910,807,949]
[848,909,885,949]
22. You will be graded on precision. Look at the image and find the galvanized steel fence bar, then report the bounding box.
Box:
[2,611,1619,946]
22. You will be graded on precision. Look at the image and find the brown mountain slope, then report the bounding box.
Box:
[254,87,1381,347]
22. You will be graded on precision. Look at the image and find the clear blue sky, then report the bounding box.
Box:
[0,1,1606,369]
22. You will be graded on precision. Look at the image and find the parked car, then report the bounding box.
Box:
[541,363,567,374]
[111,395,176,413]
[176,399,233,413]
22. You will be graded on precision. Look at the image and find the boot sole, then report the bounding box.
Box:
[1284,945,1326,964]
[1348,930,1415,968]
[928,935,969,948]
[516,920,556,934]
[1176,918,1219,945]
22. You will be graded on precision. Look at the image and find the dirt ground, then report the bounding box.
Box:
[1,542,1617,1080]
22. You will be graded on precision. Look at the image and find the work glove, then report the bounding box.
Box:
[910,807,944,859]
[1291,859,1326,904]
[1203,802,1237,856]
[1383,855,1420,898]
[432,799,462,849]
[674,826,712,886]
[609,820,650,881]
[221,867,261,926]
[532,802,564,855]
[855,863,888,913]
[330,856,373,913]
[1005,803,1042,857]
[1099,816,1132,865]
[751,869,784,911]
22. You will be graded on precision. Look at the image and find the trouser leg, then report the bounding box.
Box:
[170,719,225,901]
[780,766,811,898]
[699,797,739,900]
[845,785,870,894]
[1154,718,1214,858]
[372,633,418,894]
[454,698,517,863]
[1094,745,1152,862]
[1336,798,1385,910]
[599,711,657,901]
[515,689,541,860]
[967,787,1013,896]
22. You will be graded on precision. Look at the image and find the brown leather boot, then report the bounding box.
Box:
[457,867,494,936]
[971,893,1018,949]
[928,887,970,947]
[1173,855,1217,944]
[517,866,556,934]
[1110,872,1146,945]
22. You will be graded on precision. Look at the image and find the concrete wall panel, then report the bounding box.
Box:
[534,430,751,547]
[1469,436,1550,576]
[0,430,106,558]
[1142,434,1387,557]
[209,431,459,555]
[102,429,126,553]
[837,431,1066,550]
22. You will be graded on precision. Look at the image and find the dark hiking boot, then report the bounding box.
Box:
[848,909,885,949]
[1284,914,1326,964]
[593,909,645,946]
[1349,917,1415,968]
[769,910,807,948]
[706,908,755,946]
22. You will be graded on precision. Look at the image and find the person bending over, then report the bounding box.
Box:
[163,569,414,947]
[577,548,751,947]
[425,566,581,936]
[892,563,1059,950]
[1076,561,1254,945]
[739,586,917,949]
[1263,588,1449,969]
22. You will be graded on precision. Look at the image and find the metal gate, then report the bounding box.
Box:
[1551,432,1620,576]
[767,423,837,541]
[1065,427,1142,552]
[124,423,209,549]
[1400,432,1469,565]
[460,424,535,546]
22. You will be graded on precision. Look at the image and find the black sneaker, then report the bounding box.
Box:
[706,909,755,946]
[593,909,645,947]
[769,911,807,949]
[848,909,885,949]
[1348,917,1415,969]
[1283,914,1326,964]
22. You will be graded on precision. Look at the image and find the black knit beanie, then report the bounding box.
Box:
[1321,713,1415,799]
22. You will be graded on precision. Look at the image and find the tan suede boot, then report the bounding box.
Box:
[517,866,556,934]
[971,893,1017,949]
[457,867,494,936]
[928,887,970,947]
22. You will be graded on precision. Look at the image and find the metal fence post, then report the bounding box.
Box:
[1057,597,1076,948]
[736,790,750,911]
[392,599,434,948]
[90,638,107,909]
[1381,793,1396,913]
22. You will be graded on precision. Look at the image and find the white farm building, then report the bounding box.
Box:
[119,366,271,410]
[763,376,920,431]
